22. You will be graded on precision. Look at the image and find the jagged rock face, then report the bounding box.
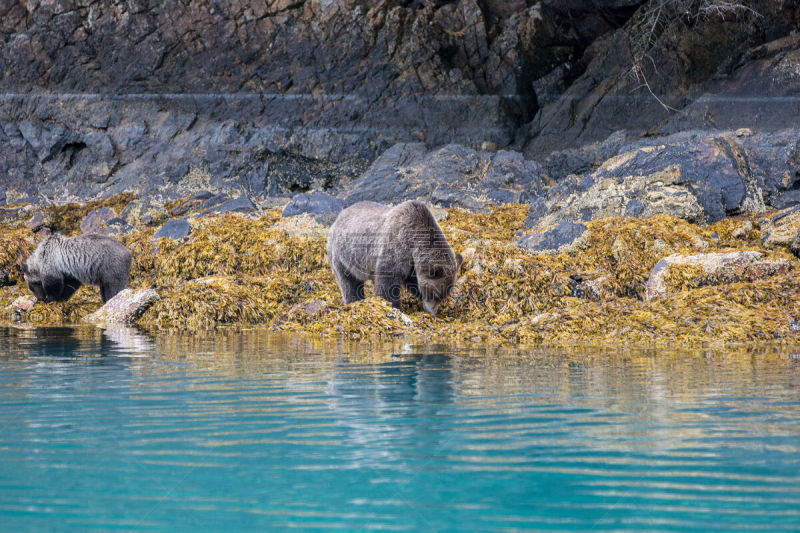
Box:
[523,0,800,157]
[0,94,369,204]
[0,0,798,219]
[350,130,796,225]
[0,0,644,204]
[0,0,639,106]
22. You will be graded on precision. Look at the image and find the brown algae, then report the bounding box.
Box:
[2,201,800,347]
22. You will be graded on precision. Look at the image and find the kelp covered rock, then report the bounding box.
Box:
[645,252,791,300]
[121,198,169,226]
[517,222,588,254]
[0,226,34,286]
[45,193,137,235]
[0,205,34,224]
[271,215,330,239]
[4,284,103,325]
[279,297,420,339]
[761,208,800,251]
[3,198,800,347]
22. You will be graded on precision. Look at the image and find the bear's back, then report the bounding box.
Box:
[328,201,390,269]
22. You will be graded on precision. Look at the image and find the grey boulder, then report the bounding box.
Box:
[282,191,344,225]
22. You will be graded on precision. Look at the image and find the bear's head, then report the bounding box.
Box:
[20,261,46,302]
[418,252,463,315]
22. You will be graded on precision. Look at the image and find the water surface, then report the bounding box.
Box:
[1,327,799,531]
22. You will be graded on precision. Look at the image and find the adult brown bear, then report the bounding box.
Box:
[327,200,462,315]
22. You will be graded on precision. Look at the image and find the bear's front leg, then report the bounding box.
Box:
[331,260,366,304]
[404,269,420,299]
[41,274,64,303]
[375,273,403,309]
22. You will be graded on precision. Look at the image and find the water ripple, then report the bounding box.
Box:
[0,329,798,531]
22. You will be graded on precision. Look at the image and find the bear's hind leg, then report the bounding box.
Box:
[404,268,420,299]
[341,277,365,304]
[332,261,365,304]
[42,274,64,303]
[375,273,403,309]
[100,269,130,303]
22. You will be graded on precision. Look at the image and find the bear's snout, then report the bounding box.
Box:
[423,300,440,315]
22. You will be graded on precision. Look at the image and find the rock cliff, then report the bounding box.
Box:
[1,0,798,216]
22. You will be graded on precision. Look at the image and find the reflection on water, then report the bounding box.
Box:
[0,327,799,531]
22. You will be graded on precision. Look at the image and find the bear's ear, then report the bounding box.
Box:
[455,253,463,270]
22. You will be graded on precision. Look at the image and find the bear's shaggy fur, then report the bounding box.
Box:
[327,200,462,315]
[21,233,132,303]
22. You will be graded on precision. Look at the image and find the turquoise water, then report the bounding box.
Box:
[0,327,799,531]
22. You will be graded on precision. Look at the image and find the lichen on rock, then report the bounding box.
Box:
[84,289,160,326]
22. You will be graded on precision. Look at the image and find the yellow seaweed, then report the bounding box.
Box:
[46,192,137,235]
[2,200,800,349]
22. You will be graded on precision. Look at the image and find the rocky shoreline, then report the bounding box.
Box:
[2,0,800,346]
[2,190,800,347]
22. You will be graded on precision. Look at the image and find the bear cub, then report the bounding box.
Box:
[327,200,462,315]
[21,233,132,304]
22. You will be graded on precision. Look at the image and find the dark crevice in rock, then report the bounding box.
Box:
[62,141,87,168]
